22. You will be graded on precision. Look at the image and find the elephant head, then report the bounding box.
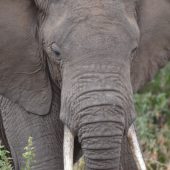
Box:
[40,0,170,169]
[0,0,170,169]
[39,1,140,169]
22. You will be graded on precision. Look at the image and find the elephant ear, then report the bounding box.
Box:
[0,41,51,115]
[0,3,52,115]
[131,0,170,92]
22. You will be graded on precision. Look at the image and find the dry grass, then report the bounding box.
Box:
[73,157,85,170]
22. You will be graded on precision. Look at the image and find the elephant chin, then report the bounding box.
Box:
[63,124,146,170]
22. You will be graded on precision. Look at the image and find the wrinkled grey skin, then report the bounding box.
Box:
[0,0,170,169]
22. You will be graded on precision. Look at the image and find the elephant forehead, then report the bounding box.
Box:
[67,0,126,25]
[69,0,123,12]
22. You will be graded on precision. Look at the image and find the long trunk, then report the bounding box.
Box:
[61,64,135,170]
[77,105,125,170]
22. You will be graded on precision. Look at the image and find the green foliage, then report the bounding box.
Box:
[135,63,170,170]
[74,157,85,170]
[22,137,36,170]
[0,137,36,170]
[0,145,13,170]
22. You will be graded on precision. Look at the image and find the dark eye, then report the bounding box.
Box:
[131,47,137,61]
[51,43,61,57]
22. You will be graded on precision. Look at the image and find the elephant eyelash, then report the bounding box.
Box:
[54,50,61,56]
[34,0,49,12]
[131,47,137,61]
[51,43,62,60]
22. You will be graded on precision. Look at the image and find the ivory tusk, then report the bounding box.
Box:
[128,124,147,170]
[64,126,74,170]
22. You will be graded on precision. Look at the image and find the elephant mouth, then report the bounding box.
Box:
[63,124,146,170]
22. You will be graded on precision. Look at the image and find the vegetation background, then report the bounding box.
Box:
[0,64,170,170]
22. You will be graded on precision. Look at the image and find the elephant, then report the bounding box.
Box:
[0,0,170,169]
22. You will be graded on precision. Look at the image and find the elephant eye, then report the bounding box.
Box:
[51,43,61,58]
[131,47,137,61]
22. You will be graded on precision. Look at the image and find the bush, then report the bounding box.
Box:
[0,145,12,170]
[22,137,36,170]
[0,137,36,170]
[74,157,85,170]
[135,63,170,170]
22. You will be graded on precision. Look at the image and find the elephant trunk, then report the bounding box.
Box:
[77,104,125,170]
[60,64,136,169]
[63,122,146,170]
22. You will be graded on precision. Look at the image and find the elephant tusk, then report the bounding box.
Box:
[64,126,74,170]
[128,124,147,170]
